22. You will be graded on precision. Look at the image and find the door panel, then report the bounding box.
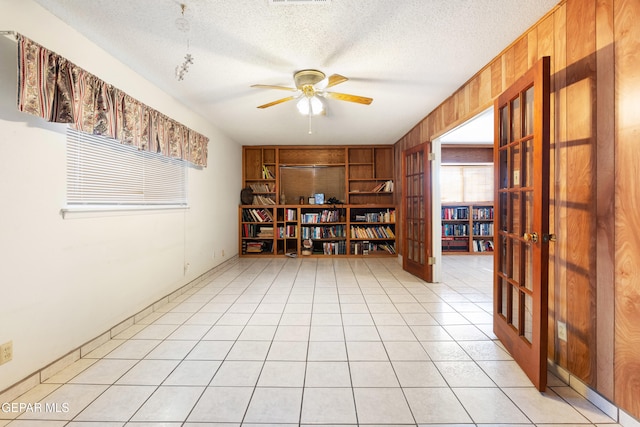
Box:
[493,56,550,391]
[402,142,432,282]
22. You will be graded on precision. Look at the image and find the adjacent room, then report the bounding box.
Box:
[1,0,639,426]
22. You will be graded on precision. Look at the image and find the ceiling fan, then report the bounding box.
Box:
[251,69,373,115]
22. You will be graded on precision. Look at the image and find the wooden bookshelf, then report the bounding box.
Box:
[239,205,396,257]
[241,145,396,257]
[441,202,494,254]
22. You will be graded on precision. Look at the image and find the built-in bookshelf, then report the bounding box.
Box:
[242,145,394,206]
[240,206,275,255]
[441,202,494,254]
[239,205,396,257]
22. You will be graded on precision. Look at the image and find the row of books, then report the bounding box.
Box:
[249,183,274,192]
[350,225,395,239]
[473,223,494,236]
[320,241,347,255]
[301,210,341,223]
[242,224,274,238]
[262,165,274,179]
[442,207,469,220]
[277,225,297,238]
[472,207,494,220]
[283,208,297,221]
[252,195,276,205]
[473,239,494,252]
[242,208,274,222]
[352,209,396,223]
[301,225,346,239]
[242,240,273,254]
[370,180,394,192]
[351,241,396,255]
[443,223,469,237]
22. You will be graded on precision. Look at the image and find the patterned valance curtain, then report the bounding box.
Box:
[16,34,208,167]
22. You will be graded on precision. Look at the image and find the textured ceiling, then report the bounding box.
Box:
[33,0,558,146]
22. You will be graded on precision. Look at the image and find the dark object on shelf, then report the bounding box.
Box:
[241,187,254,205]
[326,197,341,204]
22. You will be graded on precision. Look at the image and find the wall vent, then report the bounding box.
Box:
[269,0,331,5]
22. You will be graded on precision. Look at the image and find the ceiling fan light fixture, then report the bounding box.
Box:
[296,96,324,116]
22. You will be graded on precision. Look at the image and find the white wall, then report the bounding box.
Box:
[0,0,241,392]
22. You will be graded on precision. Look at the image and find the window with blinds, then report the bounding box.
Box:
[440,164,493,203]
[66,128,187,206]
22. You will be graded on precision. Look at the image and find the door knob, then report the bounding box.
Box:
[523,232,538,243]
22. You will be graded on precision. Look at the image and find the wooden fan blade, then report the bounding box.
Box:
[326,74,348,88]
[257,96,297,109]
[324,91,373,105]
[251,84,297,92]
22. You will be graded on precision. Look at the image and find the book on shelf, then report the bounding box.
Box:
[370,180,394,192]
[442,206,469,220]
[262,165,275,179]
[242,208,274,222]
[301,209,341,223]
[473,239,494,252]
[352,209,396,223]
[249,183,274,192]
[252,195,276,205]
[350,225,395,239]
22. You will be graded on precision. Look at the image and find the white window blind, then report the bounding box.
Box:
[440,164,493,203]
[66,128,187,206]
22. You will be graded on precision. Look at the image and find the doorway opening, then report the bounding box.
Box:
[432,107,494,282]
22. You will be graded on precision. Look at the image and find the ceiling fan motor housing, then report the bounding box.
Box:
[294,69,326,89]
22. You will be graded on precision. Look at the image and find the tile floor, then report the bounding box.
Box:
[0,255,622,426]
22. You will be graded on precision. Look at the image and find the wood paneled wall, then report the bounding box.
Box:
[393,0,640,419]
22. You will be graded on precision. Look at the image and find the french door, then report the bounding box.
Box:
[493,56,550,391]
[402,142,433,282]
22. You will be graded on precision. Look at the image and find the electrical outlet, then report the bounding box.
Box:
[0,341,13,365]
[557,321,567,342]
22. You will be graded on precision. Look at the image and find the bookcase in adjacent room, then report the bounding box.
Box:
[441,202,494,254]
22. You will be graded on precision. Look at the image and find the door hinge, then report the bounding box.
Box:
[427,256,436,265]
[427,153,436,161]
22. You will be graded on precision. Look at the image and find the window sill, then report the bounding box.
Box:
[60,204,189,219]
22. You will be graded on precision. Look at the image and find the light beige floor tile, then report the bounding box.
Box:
[405,387,473,424]
[17,384,108,421]
[434,361,495,387]
[116,359,179,385]
[383,341,429,361]
[186,340,233,360]
[163,360,221,386]
[476,360,534,387]
[69,359,137,384]
[226,341,270,360]
[187,387,253,423]
[506,387,592,424]
[210,361,263,386]
[258,361,306,387]
[305,362,351,387]
[345,341,389,361]
[145,340,197,360]
[243,387,303,424]
[130,386,204,422]
[453,387,530,424]
[392,361,447,387]
[301,388,357,424]
[307,341,347,361]
[352,388,414,424]
[74,385,154,421]
[267,340,308,361]
[103,340,161,359]
[421,341,472,361]
[349,361,399,387]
